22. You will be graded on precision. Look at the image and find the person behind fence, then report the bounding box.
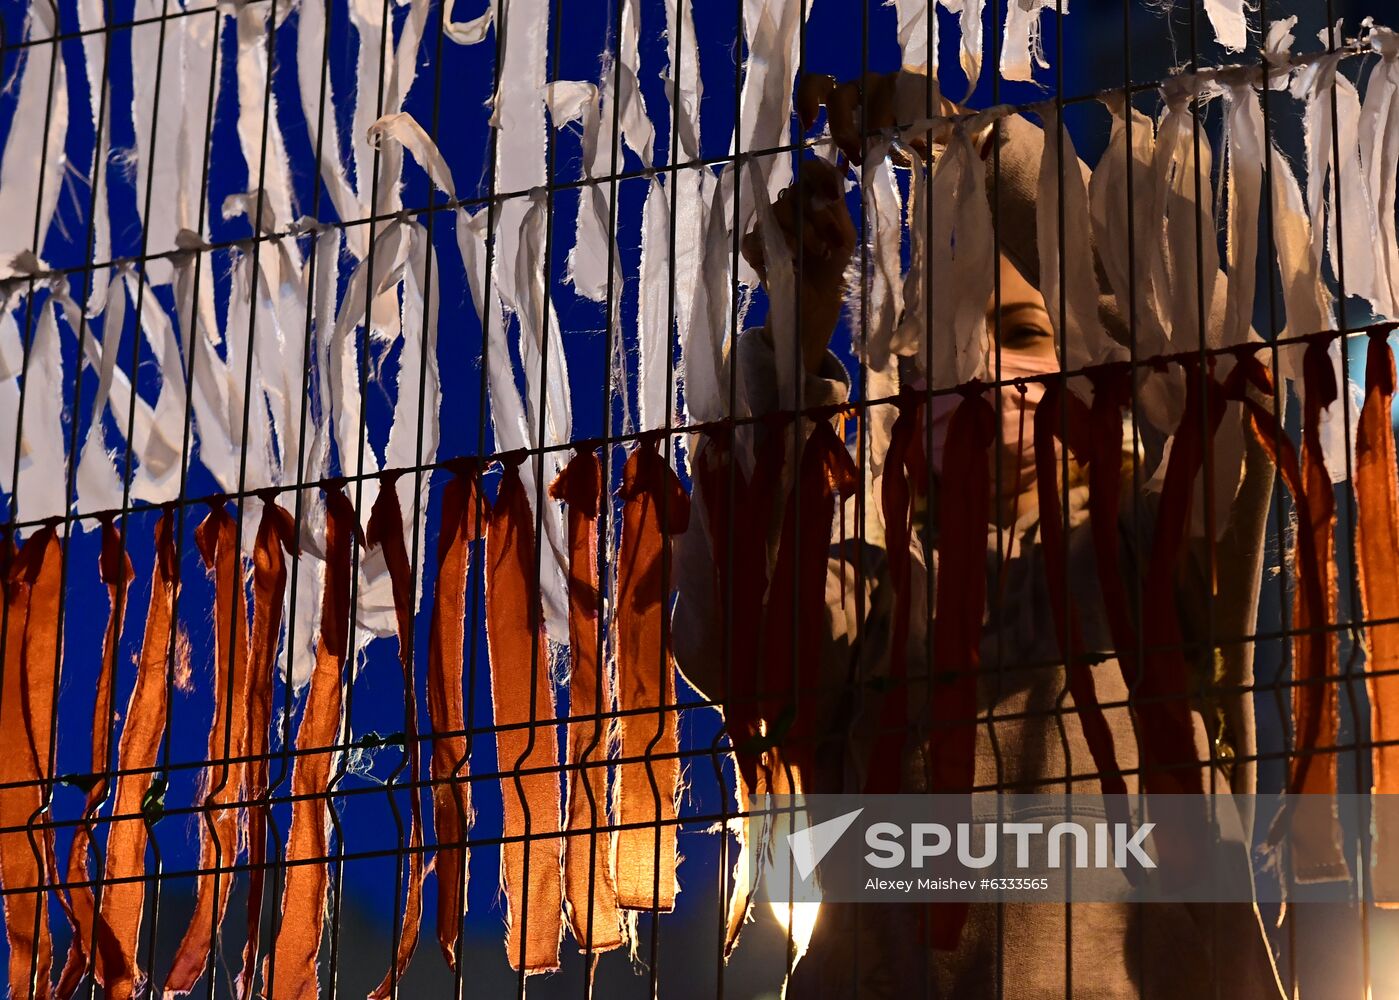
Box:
[671,70,1287,999]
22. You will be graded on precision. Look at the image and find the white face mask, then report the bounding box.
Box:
[927,349,1058,492]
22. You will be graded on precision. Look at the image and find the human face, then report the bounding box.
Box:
[928,256,1060,521]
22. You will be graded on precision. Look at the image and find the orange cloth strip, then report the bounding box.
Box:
[366,477,426,999]
[486,458,563,972]
[0,526,62,1000]
[614,440,690,912]
[166,505,251,994]
[56,519,132,998]
[1357,332,1399,905]
[1294,344,1342,800]
[550,450,623,952]
[265,489,359,999]
[1218,351,1342,876]
[93,512,176,1000]
[238,499,297,1000]
[427,464,482,968]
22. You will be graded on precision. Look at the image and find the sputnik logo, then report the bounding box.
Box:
[787,808,864,881]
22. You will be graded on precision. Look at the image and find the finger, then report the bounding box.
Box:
[740,226,767,283]
[825,80,863,164]
[797,74,836,131]
[799,157,846,204]
[863,72,900,136]
[772,188,804,261]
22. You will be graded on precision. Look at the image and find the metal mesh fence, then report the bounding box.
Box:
[0,0,1395,996]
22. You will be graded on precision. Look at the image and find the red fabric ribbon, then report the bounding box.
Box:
[92,512,177,999]
[1356,332,1399,904]
[866,394,926,794]
[167,504,251,994]
[366,476,427,999]
[1029,382,1127,798]
[238,499,296,1000]
[694,425,786,793]
[0,525,62,1000]
[266,488,360,999]
[927,391,999,797]
[427,463,483,967]
[760,420,859,786]
[1135,363,1217,797]
[1085,367,1141,683]
[485,457,563,972]
[614,438,690,912]
[549,450,623,950]
[56,518,132,998]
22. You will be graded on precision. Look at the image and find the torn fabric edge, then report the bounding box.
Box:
[55,521,132,998]
[732,0,811,281]
[891,0,937,74]
[297,0,368,259]
[614,440,690,912]
[238,499,297,1000]
[638,177,674,432]
[0,0,67,260]
[366,481,427,999]
[1151,80,1220,355]
[682,172,731,426]
[75,272,129,515]
[1355,331,1399,906]
[485,457,564,973]
[130,0,217,284]
[928,127,993,388]
[549,450,624,953]
[1362,26,1399,318]
[265,489,359,999]
[860,145,905,373]
[1205,0,1247,53]
[92,513,176,998]
[1001,0,1056,83]
[427,465,481,968]
[164,506,251,994]
[8,298,68,526]
[1295,33,1382,315]
[0,527,61,999]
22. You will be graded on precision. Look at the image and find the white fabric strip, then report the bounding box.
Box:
[0,1,68,261]
[75,273,129,515]
[130,0,217,284]
[1037,103,1125,377]
[1001,0,1055,83]
[638,177,674,432]
[1222,72,1264,349]
[1204,0,1247,53]
[891,0,937,73]
[928,127,994,388]
[1151,80,1220,352]
[861,147,905,372]
[1361,25,1399,317]
[11,300,68,527]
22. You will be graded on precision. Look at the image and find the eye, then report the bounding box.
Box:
[1000,323,1051,347]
